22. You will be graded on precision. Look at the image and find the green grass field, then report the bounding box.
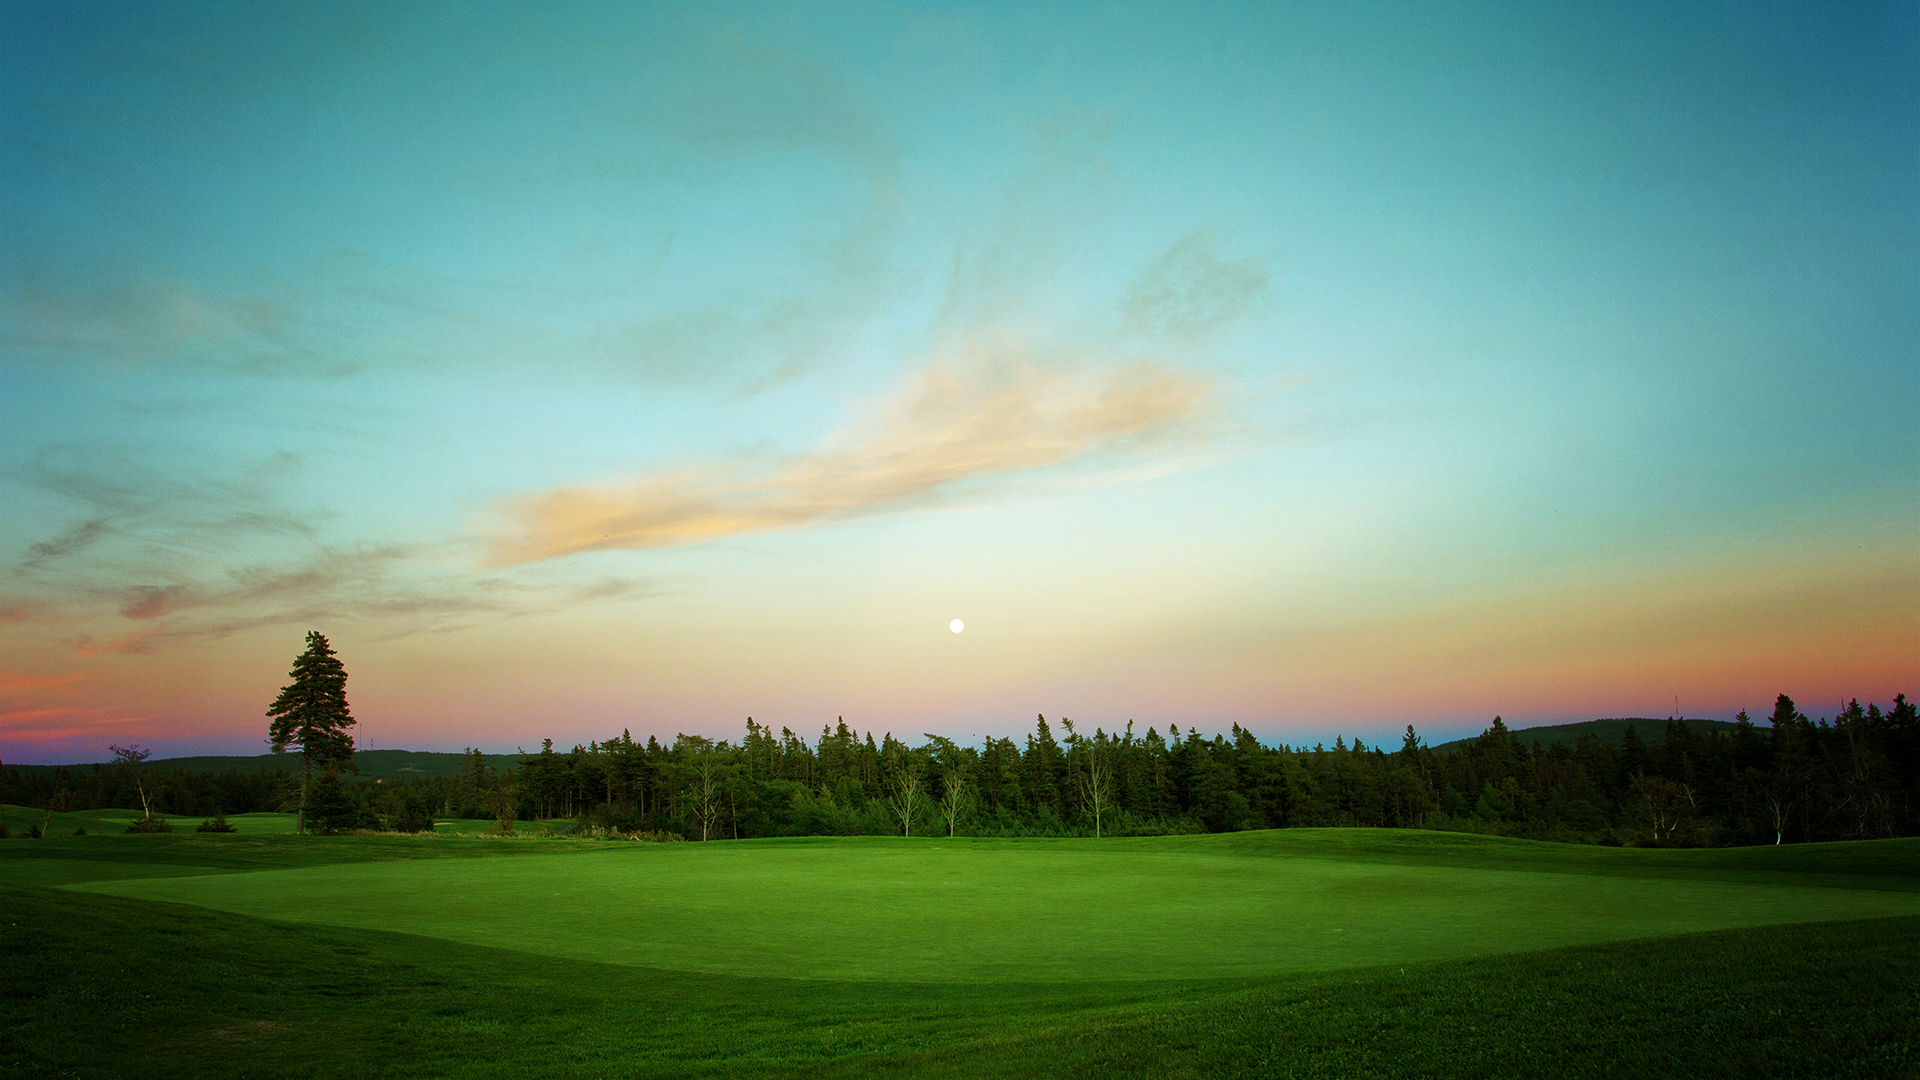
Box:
[0,804,300,838]
[4,828,1917,1078]
[0,803,582,840]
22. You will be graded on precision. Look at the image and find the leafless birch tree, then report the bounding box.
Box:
[688,757,722,841]
[938,769,969,837]
[1063,721,1118,838]
[888,767,922,837]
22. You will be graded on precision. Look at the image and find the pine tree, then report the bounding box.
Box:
[302,768,361,834]
[266,630,357,833]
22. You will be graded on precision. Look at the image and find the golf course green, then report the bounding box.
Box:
[66,830,1920,982]
[7,828,1918,1078]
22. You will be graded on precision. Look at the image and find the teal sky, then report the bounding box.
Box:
[2,1,1915,763]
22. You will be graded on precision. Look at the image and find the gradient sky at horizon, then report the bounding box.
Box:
[2,1,1915,764]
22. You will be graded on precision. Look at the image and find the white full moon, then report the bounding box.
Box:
[950,619,964,633]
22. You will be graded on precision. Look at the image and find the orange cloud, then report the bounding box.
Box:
[0,599,54,624]
[0,706,157,742]
[489,357,1216,564]
[0,671,89,692]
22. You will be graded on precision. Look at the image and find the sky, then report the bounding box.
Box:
[2,1,1915,764]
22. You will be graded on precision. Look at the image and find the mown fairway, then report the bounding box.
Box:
[7,829,1919,1078]
[0,805,298,837]
[65,830,1920,982]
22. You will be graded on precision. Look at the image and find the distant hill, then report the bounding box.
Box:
[1430,717,1744,754]
[5,748,530,781]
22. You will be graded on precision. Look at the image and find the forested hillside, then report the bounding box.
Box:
[1427,717,1742,754]
[5,693,1913,847]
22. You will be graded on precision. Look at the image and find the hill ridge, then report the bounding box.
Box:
[1429,717,1743,754]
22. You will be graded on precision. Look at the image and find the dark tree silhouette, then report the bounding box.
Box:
[109,743,154,820]
[266,631,357,833]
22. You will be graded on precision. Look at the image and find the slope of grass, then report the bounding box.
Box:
[0,829,604,887]
[0,805,298,838]
[1164,828,1920,889]
[3,882,1913,1079]
[64,831,1920,982]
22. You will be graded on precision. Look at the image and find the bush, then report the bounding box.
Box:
[27,824,43,839]
[125,817,174,834]
[195,814,237,833]
[388,801,434,834]
[73,827,86,836]
[0,823,10,839]
[304,771,360,835]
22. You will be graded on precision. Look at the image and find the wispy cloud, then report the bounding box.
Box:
[490,354,1217,564]
[118,585,195,620]
[5,441,656,653]
[19,518,110,569]
[0,598,55,624]
[70,623,171,658]
[0,266,357,377]
[1121,230,1271,343]
[0,705,158,744]
[0,670,88,692]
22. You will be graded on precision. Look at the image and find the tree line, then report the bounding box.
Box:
[11,692,1908,848]
[0,759,288,820]
[368,693,1917,846]
[5,622,1911,848]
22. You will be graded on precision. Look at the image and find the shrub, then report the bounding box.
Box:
[304,770,360,835]
[388,801,434,834]
[0,823,10,839]
[73,827,86,836]
[195,814,237,833]
[125,817,174,834]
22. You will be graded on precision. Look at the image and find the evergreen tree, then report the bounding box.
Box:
[266,630,357,833]
[1024,716,1065,818]
[1618,724,1651,785]
[303,769,361,834]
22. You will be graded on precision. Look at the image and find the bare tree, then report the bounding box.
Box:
[109,744,154,821]
[1085,741,1116,838]
[1767,791,1792,846]
[1062,721,1118,838]
[1631,774,1696,845]
[938,769,969,837]
[688,757,722,842]
[888,765,923,837]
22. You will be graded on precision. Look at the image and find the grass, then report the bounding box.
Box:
[0,802,586,839]
[0,805,300,838]
[4,829,1916,1077]
[65,832,1920,981]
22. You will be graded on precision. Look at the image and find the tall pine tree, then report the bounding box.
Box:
[267,630,357,833]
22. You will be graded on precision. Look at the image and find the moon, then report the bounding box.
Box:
[950,619,964,634]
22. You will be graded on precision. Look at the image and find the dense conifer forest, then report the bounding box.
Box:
[5,693,1914,847]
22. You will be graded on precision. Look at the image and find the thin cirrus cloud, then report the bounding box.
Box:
[490,355,1219,565]
[0,670,88,692]
[69,623,172,658]
[0,705,157,746]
